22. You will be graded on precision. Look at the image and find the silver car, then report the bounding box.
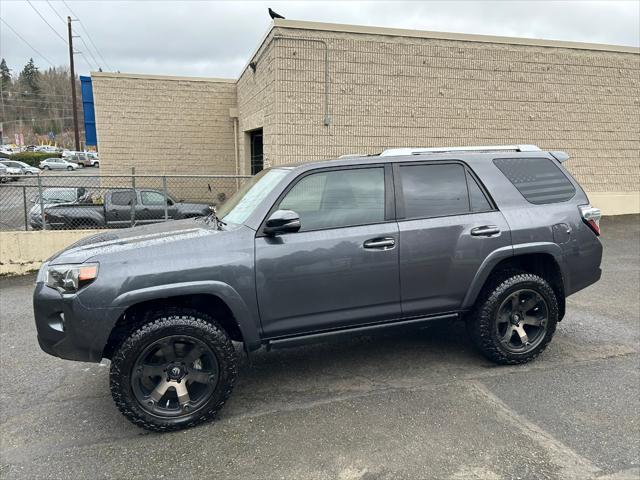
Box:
[0,160,41,175]
[39,157,79,171]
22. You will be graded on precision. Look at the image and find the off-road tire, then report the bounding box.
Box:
[467,272,558,365]
[110,309,237,432]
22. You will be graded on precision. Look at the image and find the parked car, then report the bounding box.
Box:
[41,188,211,229]
[0,160,41,175]
[39,157,79,171]
[29,187,91,230]
[36,145,61,153]
[0,163,21,180]
[33,144,602,432]
[68,153,99,168]
[0,163,9,183]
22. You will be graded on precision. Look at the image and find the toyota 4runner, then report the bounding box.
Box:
[33,144,602,431]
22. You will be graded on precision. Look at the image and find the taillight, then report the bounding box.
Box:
[579,205,601,236]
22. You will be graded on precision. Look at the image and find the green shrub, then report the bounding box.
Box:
[0,152,61,166]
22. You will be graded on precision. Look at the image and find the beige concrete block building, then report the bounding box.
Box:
[91,19,640,214]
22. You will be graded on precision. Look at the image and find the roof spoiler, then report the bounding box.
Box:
[549,151,570,163]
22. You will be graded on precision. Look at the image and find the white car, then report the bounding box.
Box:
[0,160,41,175]
[35,145,61,154]
[0,162,22,180]
[39,157,79,171]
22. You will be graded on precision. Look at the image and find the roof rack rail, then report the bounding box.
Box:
[379,145,541,157]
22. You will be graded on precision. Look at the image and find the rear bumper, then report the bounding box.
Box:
[33,278,123,363]
[565,234,603,297]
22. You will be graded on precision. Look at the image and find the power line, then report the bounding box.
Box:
[61,0,112,70]
[45,0,66,24]
[3,97,72,105]
[26,0,68,45]
[77,38,100,71]
[46,1,99,71]
[2,116,75,124]
[19,91,73,98]
[0,18,56,67]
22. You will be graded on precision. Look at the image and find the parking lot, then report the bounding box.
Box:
[0,169,101,231]
[0,215,638,480]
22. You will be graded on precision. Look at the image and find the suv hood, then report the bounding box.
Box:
[48,218,226,264]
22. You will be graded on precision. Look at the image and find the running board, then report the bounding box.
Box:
[265,313,459,350]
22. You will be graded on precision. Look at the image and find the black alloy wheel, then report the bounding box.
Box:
[131,335,219,417]
[110,310,237,431]
[467,272,559,365]
[495,289,548,353]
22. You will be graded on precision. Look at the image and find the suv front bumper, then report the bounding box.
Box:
[33,278,123,363]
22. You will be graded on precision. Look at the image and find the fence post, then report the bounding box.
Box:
[37,174,46,230]
[22,186,28,231]
[162,176,169,221]
[130,167,136,227]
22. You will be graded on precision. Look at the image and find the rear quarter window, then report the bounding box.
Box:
[493,157,576,205]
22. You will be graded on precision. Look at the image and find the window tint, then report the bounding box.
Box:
[141,191,166,205]
[399,164,469,218]
[279,168,385,231]
[111,190,134,206]
[493,157,576,204]
[466,173,492,212]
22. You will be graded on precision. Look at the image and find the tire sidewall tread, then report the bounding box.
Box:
[468,272,559,365]
[109,309,237,432]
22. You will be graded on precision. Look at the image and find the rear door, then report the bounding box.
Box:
[106,190,135,227]
[255,165,401,338]
[394,161,511,317]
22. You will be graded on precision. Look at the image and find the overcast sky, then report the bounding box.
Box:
[1,0,639,78]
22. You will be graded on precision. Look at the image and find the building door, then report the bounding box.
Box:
[249,129,263,174]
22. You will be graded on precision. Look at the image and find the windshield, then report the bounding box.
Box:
[218,168,289,225]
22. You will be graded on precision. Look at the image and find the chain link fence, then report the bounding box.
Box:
[0,172,251,231]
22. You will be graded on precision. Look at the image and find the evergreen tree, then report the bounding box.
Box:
[0,58,10,91]
[19,58,41,96]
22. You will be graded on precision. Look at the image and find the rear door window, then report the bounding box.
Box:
[111,190,135,206]
[493,157,576,204]
[398,163,470,219]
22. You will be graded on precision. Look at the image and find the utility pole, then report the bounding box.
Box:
[67,16,80,151]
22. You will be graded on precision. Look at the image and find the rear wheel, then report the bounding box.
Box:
[467,272,558,365]
[110,309,237,432]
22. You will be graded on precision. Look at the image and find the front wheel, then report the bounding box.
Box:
[110,309,237,432]
[467,272,558,365]
[67,166,74,171]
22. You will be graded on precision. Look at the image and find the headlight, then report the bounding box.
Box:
[45,263,99,293]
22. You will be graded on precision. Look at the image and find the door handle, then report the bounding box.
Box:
[471,225,501,237]
[363,237,396,249]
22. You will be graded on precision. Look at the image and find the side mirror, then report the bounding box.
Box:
[264,210,301,236]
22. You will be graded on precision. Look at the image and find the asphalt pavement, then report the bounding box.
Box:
[0,215,638,479]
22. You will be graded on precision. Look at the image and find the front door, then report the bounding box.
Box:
[394,161,511,316]
[139,190,177,223]
[255,165,401,338]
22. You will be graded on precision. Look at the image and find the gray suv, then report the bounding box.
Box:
[33,145,602,431]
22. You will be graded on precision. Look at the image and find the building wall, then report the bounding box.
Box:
[236,31,277,173]
[92,72,238,175]
[91,21,639,214]
[265,24,639,207]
